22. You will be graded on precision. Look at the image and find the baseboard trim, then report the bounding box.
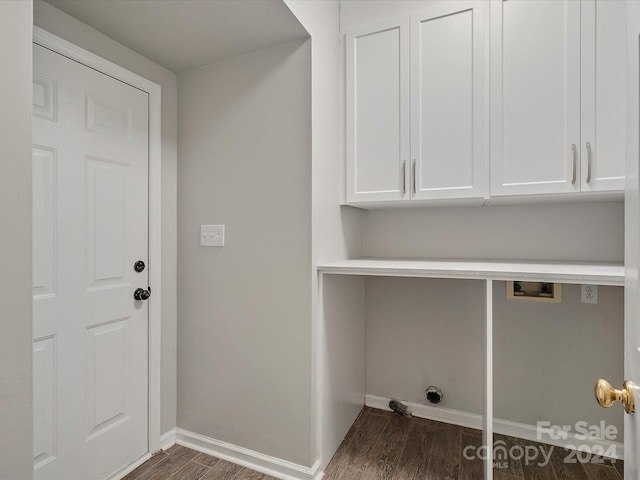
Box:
[160,429,177,451]
[366,394,483,429]
[365,394,623,460]
[494,417,623,461]
[175,428,322,480]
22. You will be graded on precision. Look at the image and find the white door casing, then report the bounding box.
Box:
[32,29,163,462]
[625,0,640,476]
[33,42,148,479]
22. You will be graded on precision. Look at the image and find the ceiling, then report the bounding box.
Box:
[45,0,309,73]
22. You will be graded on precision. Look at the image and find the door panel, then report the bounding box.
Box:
[32,146,57,298]
[85,319,130,440]
[491,0,581,196]
[33,336,57,469]
[33,73,57,121]
[86,157,128,287]
[33,43,149,480]
[86,94,132,140]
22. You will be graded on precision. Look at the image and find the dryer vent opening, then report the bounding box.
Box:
[425,386,443,405]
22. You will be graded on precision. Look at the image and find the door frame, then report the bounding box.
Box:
[625,0,640,475]
[32,26,163,457]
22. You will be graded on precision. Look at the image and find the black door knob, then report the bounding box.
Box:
[134,288,151,301]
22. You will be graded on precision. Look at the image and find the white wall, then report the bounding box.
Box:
[177,39,313,466]
[33,0,179,436]
[284,0,365,467]
[320,275,366,469]
[0,1,33,478]
[284,1,364,266]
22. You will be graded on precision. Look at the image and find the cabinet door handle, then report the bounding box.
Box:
[412,160,417,194]
[571,144,577,185]
[586,142,592,184]
[402,161,406,194]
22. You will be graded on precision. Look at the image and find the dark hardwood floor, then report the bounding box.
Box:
[124,407,623,480]
[323,407,624,480]
[122,445,277,480]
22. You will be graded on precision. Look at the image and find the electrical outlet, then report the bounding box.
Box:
[200,225,225,247]
[581,284,598,304]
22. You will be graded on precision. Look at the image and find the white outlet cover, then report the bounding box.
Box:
[581,284,598,304]
[201,225,225,247]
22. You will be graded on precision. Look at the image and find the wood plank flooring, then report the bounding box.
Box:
[123,407,623,480]
[323,407,624,480]
[122,445,277,480]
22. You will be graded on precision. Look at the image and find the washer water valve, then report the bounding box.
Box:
[388,399,409,416]
[426,386,443,405]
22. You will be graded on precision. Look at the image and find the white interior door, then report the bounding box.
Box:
[32,43,149,480]
[625,1,640,477]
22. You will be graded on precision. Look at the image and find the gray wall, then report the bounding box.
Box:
[493,282,623,433]
[364,278,623,434]
[33,0,179,435]
[340,0,451,27]
[177,39,313,466]
[363,202,624,262]
[365,277,484,414]
[0,1,33,478]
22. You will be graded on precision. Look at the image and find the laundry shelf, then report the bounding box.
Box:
[317,258,624,286]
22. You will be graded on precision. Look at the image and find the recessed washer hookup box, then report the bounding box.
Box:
[506,281,562,303]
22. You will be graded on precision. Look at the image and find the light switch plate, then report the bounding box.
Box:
[200,225,225,247]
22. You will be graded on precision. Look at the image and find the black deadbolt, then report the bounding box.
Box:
[134,288,151,301]
[134,260,146,272]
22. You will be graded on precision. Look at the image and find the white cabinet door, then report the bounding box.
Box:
[581,0,626,192]
[411,1,486,201]
[346,17,410,203]
[490,0,581,197]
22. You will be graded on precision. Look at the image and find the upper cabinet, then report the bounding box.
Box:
[345,0,627,208]
[345,1,486,205]
[490,0,626,197]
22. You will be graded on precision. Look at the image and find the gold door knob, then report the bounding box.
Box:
[594,379,635,414]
